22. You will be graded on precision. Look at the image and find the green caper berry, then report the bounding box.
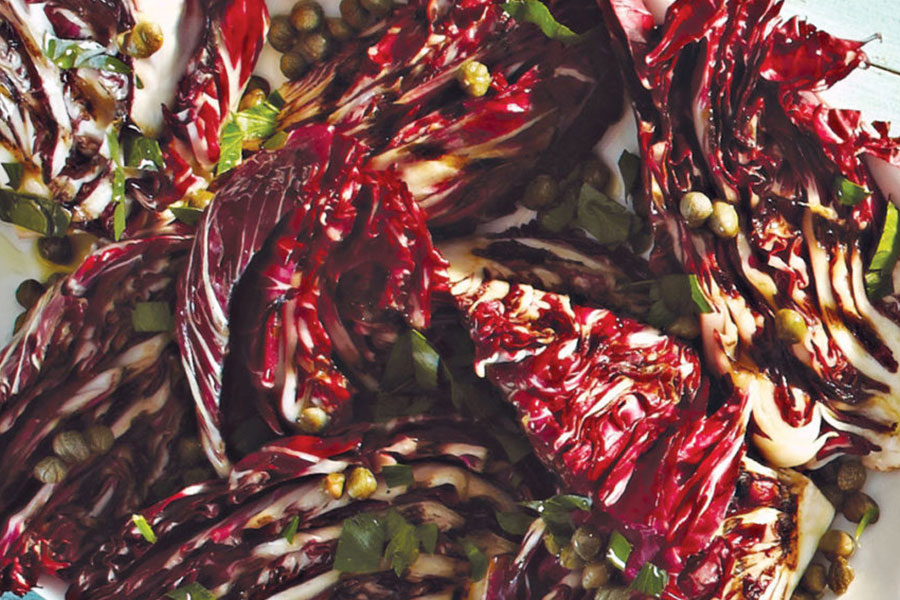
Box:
[326,17,355,41]
[37,236,73,265]
[239,87,268,112]
[817,529,855,559]
[34,456,68,483]
[280,51,310,81]
[120,22,164,58]
[294,32,331,63]
[819,483,844,510]
[16,279,45,309]
[571,526,603,562]
[835,458,866,492]
[581,562,611,590]
[842,491,879,523]
[298,406,329,433]
[558,544,585,570]
[801,563,828,594]
[268,16,298,53]
[246,75,270,96]
[679,191,714,228]
[521,175,558,210]
[457,60,492,98]
[53,430,91,463]
[84,424,115,454]
[13,312,26,334]
[290,1,324,32]
[579,158,610,191]
[360,0,393,18]
[775,308,808,344]
[707,200,739,238]
[177,437,205,466]
[340,0,372,30]
[828,557,854,595]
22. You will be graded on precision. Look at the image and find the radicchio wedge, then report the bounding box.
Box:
[599,0,900,469]
[177,125,447,475]
[0,233,194,593]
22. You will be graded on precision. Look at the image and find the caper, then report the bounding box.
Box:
[819,483,844,510]
[790,591,815,600]
[239,88,267,112]
[120,21,164,58]
[13,312,26,334]
[457,60,491,98]
[33,456,68,483]
[538,185,577,232]
[326,17,354,41]
[52,430,91,464]
[579,158,610,191]
[360,0,393,18]
[245,75,271,97]
[324,472,345,498]
[571,525,604,562]
[521,175,558,210]
[294,32,331,63]
[801,563,828,594]
[347,466,378,499]
[15,279,45,309]
[176,437,205,466]
[37,236,73,265]
[340,0,372,30]
[828,557,854,595]
[841,490,879,524]
[817,529,854,559]
[667,315,700,339]
[558,544,585,570]
[268,16,298,53]
[774,308,808,344]
[290,1,325,32]
[835,458,866,491]
[84,424,115,454]
[679,191,714,228]
[298,406,329,433]
[280,51,309,81]
[581,562,611,589]
[707,200,739,238]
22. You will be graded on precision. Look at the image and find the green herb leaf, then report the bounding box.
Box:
[659,274,711,315]
[2,163,24,190]
[628,562,669,597]
[373,392,435,422]
[606,530,632,571]
[520,494,592,538]
[410,330,440,389]
[855,505,879,541]
[491,426,533,464]
[0,188,71,236]
[165,582,215,600]
[416,523,439,554]
[44,37,131,75]
[132,301,174,333]
[576,183,633,246]
[461,537,488,581]
[171,205,204,226]
[500,1,586,44]
[113,182,127,241]
[262,130,289,150]
[381,330,440,392]
[107,130,122,166]
[126,136,165,171]
[334,512,387,574]
[538,187,577,232]
[618,150,641,195]
[131,513,157,543]
[865,202,900,300]
[234,97,281,140]
[646,298,676,330]
[283,515,300,544]
[495,510,533,536]
[217,120,244,175]
[383,511,420,576]
[383,464,414,488]
[78,52,131,74]
[834,175,871,207]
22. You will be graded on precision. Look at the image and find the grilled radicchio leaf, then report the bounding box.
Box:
[599,0,900,468]
[176,125,448,475]
[278,0,623,226]
[0,234,194,593]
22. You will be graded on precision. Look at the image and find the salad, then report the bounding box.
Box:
[0,0,898,598]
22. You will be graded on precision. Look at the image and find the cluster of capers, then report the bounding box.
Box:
[792,457,880,598]
[268,0,394,81]
[32,424,115,484]
[321,465,376,500]
[679,190,739,239]
[546,525,625,594]
[13,236,75,333]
